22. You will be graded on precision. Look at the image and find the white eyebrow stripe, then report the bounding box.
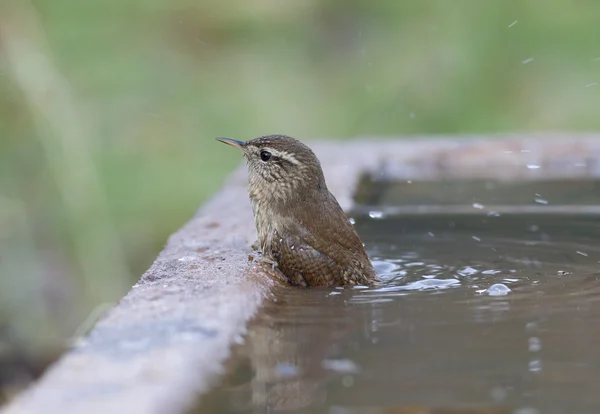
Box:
[263,147,300,165]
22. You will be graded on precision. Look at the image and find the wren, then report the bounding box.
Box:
[216,134,377,287]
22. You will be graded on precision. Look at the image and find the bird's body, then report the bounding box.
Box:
[217,135,377,287]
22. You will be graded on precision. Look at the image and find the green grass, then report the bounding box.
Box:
[1,0,600,357]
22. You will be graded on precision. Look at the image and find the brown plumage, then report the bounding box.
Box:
[216,134,377,287]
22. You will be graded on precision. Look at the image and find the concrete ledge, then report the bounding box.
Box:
[3,134,600,414]
[1,168,278,414]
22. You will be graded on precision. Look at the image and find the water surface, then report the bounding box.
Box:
[195,211,600,414]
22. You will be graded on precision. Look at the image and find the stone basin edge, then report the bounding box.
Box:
[3,134,600,414]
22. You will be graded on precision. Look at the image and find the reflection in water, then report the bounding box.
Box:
[194,214,600,414]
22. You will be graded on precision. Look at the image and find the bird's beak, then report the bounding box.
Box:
[216,137,246,151]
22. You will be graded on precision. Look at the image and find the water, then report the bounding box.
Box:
[194,212,600,414]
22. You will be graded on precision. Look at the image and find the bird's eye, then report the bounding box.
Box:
[260,151,272,162]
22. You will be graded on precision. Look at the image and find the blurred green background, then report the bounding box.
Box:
[1,0,599,392]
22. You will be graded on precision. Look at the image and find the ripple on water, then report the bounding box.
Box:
[486,283,512,296]
[195,212,600,414]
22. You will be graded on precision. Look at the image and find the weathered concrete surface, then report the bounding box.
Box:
[1,168,279,414]
[3,135,600,414]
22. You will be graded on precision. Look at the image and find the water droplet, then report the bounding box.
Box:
[349,217,356,225]
[529,359,542,372]
[487,211,501,217]
[508,20,518,28]
[368,211,384,219]
[529,337,541,352]
[534,197,548,205]
[472,202,485,209]
[342,375,355,387]
[526,321,538,331]
[576,250,588,256]
[487,283,511,296]
[371,320,378,332]
[472,236,481,242]
[329,291,341,296]
[526,163,540,169]
[409,112,416,119]
[585,82,598,88]
[427,232,435,237]
[522,57,534,64]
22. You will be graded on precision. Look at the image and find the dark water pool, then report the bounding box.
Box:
[194,207,600,413]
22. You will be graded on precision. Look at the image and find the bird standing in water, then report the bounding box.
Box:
[216,134,377,287]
